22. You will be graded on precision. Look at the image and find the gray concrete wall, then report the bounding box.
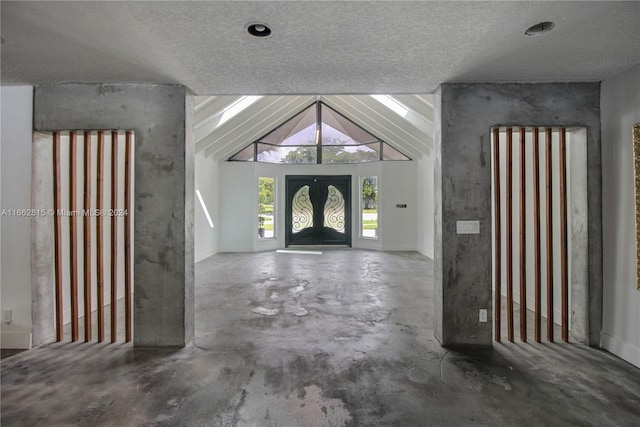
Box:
[184,92,195,345]
[435,83,601,347]
[433,88,444,342]
[568,128,589,342]
[33,84,195,347]
[32,132,55,346]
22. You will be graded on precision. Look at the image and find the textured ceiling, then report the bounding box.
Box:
[1,1,639,95]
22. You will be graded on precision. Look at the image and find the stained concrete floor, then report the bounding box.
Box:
[2,249,640,426]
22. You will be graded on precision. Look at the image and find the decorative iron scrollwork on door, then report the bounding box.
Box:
[324,185,345,233]
[291,185,313,233]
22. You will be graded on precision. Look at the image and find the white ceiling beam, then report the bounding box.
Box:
[414,94,434,107]
[212,96,316,161]
[329,95,432,153]
[198,96,314,159]
[195,95,247,132]
[198,95,288,153]
[362,94,433,137]
[323,95,424,159]
[345,95,432,149]
[391,94,434,124]
[321,96,423,160]
[194,95,216,112]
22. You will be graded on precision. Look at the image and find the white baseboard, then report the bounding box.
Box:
[600,331,640,368]
[1,326,32,349]
[356,239,382,251]
[417,248,434,260]
[195,249,218,263]
[381,244,417,251]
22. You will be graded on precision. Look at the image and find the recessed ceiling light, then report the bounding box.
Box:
[247,23,272,38]
[524,21,555,36]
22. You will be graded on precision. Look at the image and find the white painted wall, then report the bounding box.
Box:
[1,86,34,349]
[215,161,419,252]
[379,161,418,250]
[195,150,219,262]
[417,148,435,258]
[218,162,257,252]
[601,64,640,368]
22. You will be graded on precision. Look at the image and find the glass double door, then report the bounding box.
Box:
[285,175,351,246]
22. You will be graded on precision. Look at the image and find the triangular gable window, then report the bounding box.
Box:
[229,101,411,164]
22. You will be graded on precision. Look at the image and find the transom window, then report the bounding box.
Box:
[229,101,410,164]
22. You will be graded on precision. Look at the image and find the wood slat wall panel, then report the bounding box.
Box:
[97,132,105,342]
[545,128,554,342]
[51,130,133,344]
[69,132,79,342]
[83,131,92,342]
[110,131,119,343]
[492,127,569,344]
[519,128,527,342]
[506,128,514,342]
[492,128,501,342]
[53,132,64,342]
[533,129,542,342]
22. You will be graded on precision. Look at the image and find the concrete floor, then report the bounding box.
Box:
[2,249,640,426]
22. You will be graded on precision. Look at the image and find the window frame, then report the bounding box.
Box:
[258,176,276,240]
[229,101,411,164]
[360,175,379,240]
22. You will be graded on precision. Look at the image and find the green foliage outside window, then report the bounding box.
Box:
[258,177,274,211]
[258,177,274,238]
[362,177,378,210]
[280,137,379,164]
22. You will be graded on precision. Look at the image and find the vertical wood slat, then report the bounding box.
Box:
[519,128,527,342]
[124,131,133,342]
[559,128,569,342]
[83,132,92,342]
[53,132,64,342]
[96,132,105,342]
[111,131,119,343]
[492,128,501,342]
[506,128,514,342]
[533,129,542,342]
[69,132,79,342]
[545,128,554,342]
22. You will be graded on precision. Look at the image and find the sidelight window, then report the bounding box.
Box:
[361,176,378,239]
[258,177,275,239]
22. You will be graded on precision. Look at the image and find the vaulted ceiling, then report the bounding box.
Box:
[195,94,434,160]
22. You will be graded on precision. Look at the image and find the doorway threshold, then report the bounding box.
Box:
[286,245,350,250]
[276,249,323,255]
